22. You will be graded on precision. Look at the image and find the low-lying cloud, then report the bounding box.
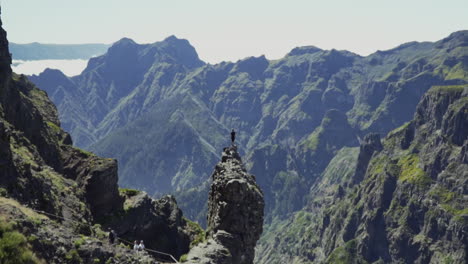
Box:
[12,59,88,77]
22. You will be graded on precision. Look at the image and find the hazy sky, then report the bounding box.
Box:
[2,0,468,63]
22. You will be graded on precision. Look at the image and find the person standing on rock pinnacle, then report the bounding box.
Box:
[108,229,116,244]
[231,129,236,144]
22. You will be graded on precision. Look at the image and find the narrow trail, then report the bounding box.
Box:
[26,207,180,263]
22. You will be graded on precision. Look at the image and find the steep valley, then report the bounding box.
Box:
[256,85,467,263]
[3,6,467,263]
[31,29,468,229]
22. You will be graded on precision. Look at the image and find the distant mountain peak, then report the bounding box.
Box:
[103,37,139,61]
[436,30,468,50]
[106,37,135,50]
[160,35,197,51]
[375,41,422,56]
[232,55,269,78]
[163,35,180,41]
[445,30,468,40]
[114,37,136,45]
[157,35,205,68]
[37,68,68,79]
[238,54,267,62]
[287,45,322,56]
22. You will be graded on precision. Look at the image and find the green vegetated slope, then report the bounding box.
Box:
[256,85,468,263]
[26,24,468,263]
[0,12,201,263]
[10,43,110,60]
[91,94,224,193]
[30,31,468,228]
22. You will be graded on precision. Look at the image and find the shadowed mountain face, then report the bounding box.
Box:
[256,85,468,263]
[30,31,468,232]
[0,10,201,262]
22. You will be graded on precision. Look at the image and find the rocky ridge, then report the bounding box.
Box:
[23,8,468,263]
[185,146,264,264]
[30,29,468,230]
[256,84,468,263]
[0,8,198,263]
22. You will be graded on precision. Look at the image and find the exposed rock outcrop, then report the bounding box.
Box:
[60,146,123,220]
[0,6,10,74]
[186,146,264,264]
[106,191,192,258]
[0,9,197,263]
[30,24,468,230]
[255,84,468,263]
[352,133,383,184]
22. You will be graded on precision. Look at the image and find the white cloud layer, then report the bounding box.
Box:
[3,0,468,64]
[12,59,88,77]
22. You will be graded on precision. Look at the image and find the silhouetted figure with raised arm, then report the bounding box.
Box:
[231,129,236,145]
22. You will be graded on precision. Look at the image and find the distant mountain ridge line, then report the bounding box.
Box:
[12,42,110,46]
[29,30,468,230]
[14,30,468,63]
[10,42,111,60]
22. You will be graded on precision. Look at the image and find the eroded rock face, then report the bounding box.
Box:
[0,7,11,75]
[352,133,383,184]
[106,192,191,259]
[60,146,123,220]
[255,85,468,263]
[0,9,198,263]
[186,146,264,264]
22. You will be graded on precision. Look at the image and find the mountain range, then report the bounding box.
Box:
[30,31,467,208]
[28,30,468,263]
[257,85,467,263]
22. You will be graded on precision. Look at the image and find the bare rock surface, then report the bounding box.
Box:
[186,146,264,264]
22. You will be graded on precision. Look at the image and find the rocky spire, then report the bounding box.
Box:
[186,145,265,264]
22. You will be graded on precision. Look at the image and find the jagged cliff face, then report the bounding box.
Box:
[30,30,468,229]
[256,85,468,263]
[0,10,198,263]
[25,8,468,262]
[185,146,264,264]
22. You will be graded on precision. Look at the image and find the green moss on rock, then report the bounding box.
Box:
[119,188,140,197]
[429,186,456,203]
[180,254,188,262]
[325,239,368,264]
[75,147,95,157]
[183,217,206,249]
[430,85,467,93]
[397,154,431,186]
[304,128,323,151]
[65,248,82,263]
[0,219,43,263]
[46,121,61,134]
[440,204,468,217]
